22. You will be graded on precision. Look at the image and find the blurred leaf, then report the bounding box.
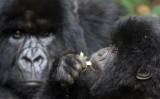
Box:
[115,0,160,18]
[151,5,160,16]
[121,0,135,11]
[134,0,151,5]
[136,5,150,14]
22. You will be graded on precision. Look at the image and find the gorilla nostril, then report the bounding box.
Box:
[22,57,32,63]
[22,55,43,64]
[34,55,43,63]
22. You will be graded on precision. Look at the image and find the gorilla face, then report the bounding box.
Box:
[10,33,53,86]
[0,0,86,87]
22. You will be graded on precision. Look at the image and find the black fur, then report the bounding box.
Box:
[90,16,160,99]
[0,0,125,99]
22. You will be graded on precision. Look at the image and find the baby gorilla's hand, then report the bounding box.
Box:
[53,52,86,88]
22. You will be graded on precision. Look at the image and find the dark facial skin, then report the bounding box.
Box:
[10,32,54,86]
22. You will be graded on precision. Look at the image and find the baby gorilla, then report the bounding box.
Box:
[90,16,160,99]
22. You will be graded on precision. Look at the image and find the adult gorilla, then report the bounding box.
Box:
[0,0,124,98]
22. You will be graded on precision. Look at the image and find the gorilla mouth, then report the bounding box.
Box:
[20,81,42,87]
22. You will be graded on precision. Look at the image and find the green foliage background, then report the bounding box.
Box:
[115,0,160,18]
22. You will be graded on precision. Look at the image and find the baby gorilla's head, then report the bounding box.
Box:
[91,16,160,99]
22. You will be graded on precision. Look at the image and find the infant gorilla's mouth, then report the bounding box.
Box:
[20,81,42,87]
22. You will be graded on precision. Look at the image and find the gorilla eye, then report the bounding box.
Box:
[113,47,118,51]
[12,30,23,39]
[40,32,51,37]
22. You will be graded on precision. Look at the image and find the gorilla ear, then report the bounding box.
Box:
[111,16,159,50]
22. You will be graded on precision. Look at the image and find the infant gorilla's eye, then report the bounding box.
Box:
[12,30,23,39]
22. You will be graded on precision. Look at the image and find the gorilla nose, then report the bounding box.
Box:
[18,47,48,71]
[22,55,43,65]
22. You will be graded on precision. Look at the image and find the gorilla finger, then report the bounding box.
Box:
[70,70,79,79]
[66,74,74,85]
[59,58,67,68]
[60,74,74,87]
[55,66,67,81]
[76,55,86,68]
[63,55,83,71]
[62,64,80,79]
[75,63,82,71]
